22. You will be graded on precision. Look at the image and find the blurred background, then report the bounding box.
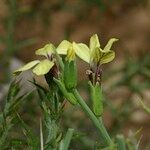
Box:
[0,0,150,149]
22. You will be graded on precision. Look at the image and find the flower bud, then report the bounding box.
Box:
[64,60,77,90]
[64,46,77,90]
[89,81,103,117]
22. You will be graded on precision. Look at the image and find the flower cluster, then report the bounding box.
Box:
[14,34,118,76]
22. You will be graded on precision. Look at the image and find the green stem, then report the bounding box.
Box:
[59,128,74,150]
[116,135,126,150]
[72,89,113,146]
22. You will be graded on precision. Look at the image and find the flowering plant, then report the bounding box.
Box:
[13,34,140,149]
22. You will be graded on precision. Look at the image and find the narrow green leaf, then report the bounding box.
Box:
[139,99,150,114]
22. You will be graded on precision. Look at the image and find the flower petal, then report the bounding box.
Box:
[56,40,72,55]
[13,60,40,75]
[73,42,90,63]
[103,38,118,52]
[66,45,76,62]
[35,43,55,57]
[90,47,101,64]
[89,34,100,51]
[32,59,54,76]
[100,50,115,64]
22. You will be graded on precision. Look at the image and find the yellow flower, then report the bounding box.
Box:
[56,34,118,65]
[74,34,118,65]
[14,34,118,76]
[13,44,55,76]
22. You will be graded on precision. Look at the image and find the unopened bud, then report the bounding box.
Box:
[89,81,103,117]
[64,60,77,90]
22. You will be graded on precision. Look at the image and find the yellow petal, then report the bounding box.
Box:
[56,40,72,55]
[66,45,76,62]
[35,43,55,57]
[89,34,100,51]
[32,59,54,76]
[103,38,118,52]
[100,50,115,64]
[13,60,40,75]
[73,42,90,63]
[90,47,101,64]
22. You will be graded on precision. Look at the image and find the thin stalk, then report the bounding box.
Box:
[40,119,44,150]
[59,128,74,150]
[72,89,113,146]
[116,135,126,150]
[54,49,64,71]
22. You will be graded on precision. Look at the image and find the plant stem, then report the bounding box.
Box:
[59,128,74,150]
[72,88,113,146]
[40,119,44,150]
[116,135,126,150]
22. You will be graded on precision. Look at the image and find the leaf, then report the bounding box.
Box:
[35,43,55,57]
[89,34,100,51]
[103,38,118,52]
[100,144,116,150]
[17,114,39,149]
[32,59,54,76]
[7,80,20,102]
[13,60,40,75]
[73,42,90,63]
[56,40,72,55]
[139,99,150,114]
[100,50,115,64]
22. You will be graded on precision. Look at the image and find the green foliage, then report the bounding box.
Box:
[0,80,36,149]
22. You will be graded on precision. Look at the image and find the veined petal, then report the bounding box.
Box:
[89,34,100,51]
[90,47,101,64]
[103,38,118,52]
[35,43,55,57]
[56,40,72,55]
[73,42,90,63]
[13,60,40,75]
[32,59,54,76]
[100,50,115,64]
[66,45,76,62]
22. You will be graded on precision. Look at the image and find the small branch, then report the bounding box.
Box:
[71,88,113,147]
